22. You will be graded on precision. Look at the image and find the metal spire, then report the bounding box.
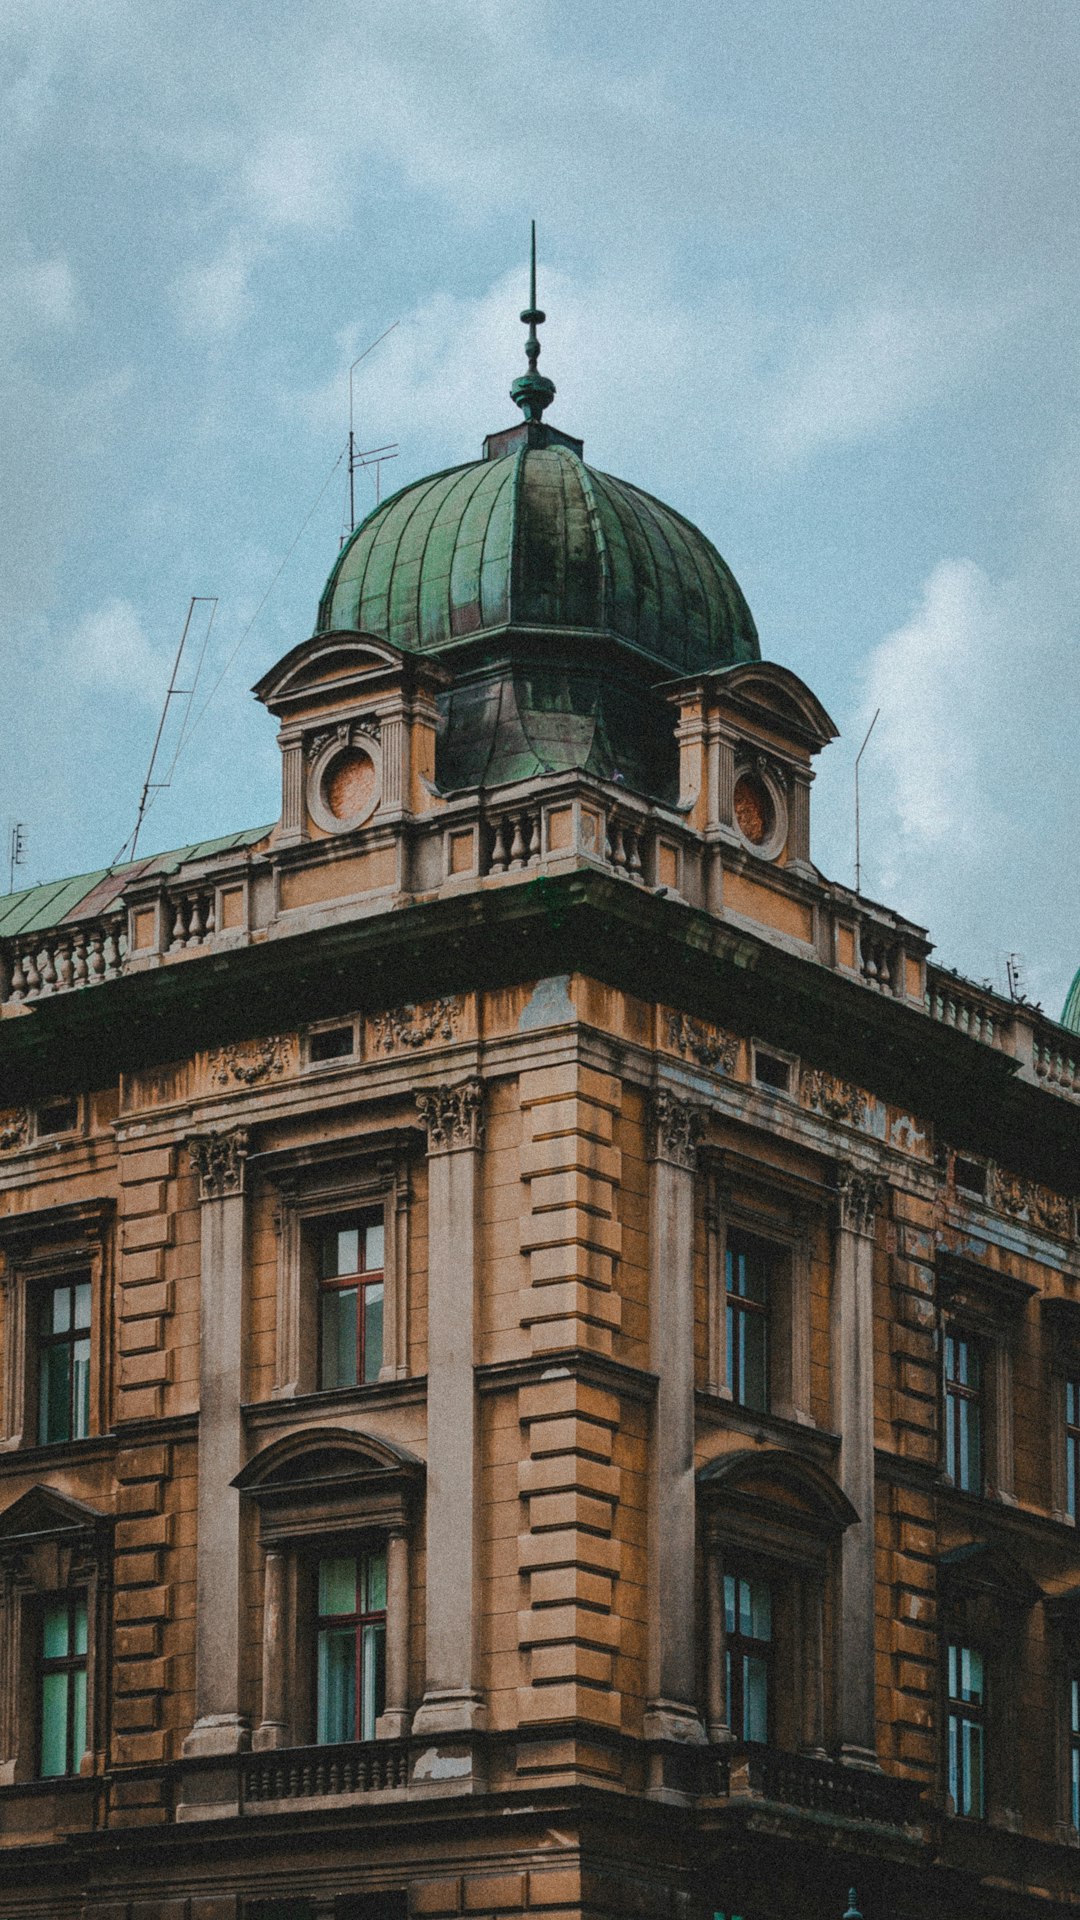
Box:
[511,220,556,423]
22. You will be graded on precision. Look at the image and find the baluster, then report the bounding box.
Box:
[102,925,119,979]
[170,898,186,949]
[612,819,627,872]
[38,941,57,994]
[508,813,527,870]
[487,817,507,874]
[7,949,26,1003]
[71,930,88,986]
[626,823,643,878]
[186,896,204,947]
[204,893,216,936]
[55,939,74,992]
[527,807,541,865]
[23,947,42,998]
[86,928,104,984]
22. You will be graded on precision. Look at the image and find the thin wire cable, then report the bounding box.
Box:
[177,444,347,760]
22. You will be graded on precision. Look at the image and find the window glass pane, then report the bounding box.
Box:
[1068,1379,1077,1425]
[363,1549,387,1613]
[1072,1676,1079,1735]
[360,1620,386,1739]
[1068,1436,1077,1520]
[365,1221,385,1271]
[73,1600,88,1658]
[42,1602,70,1659]
[50,1285,72,1335]
[336,1227,360,1276]
[318,1556,358,1617]
[723,1574,736,1635]
[74,1281,91,1329]
[741,1314,768,1412]
[363,1282,384,1383]
[71,1666,87,1767]
[747,1579,771,1641]
[744,1653,768,1743]
[40,1342,70,1444]
[948,1643,958,1696]
[1072,1745,1079,1829]
[945,1333,955,1380]
[947,1713,959,1805]
[316,1626,355,1743]
[320,1285,358,1390]
[73,1338,91,1440]
[742,1248,768,1306]
[725,1304,735,1394]
[40,1670,69,1777]
[965,1720,984,1816]
[961,1647,984,1703]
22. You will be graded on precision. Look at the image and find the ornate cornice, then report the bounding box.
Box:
[210,1035,294,1087]
[665,1011,738,1076]
[834,1165,885,1238]
[648,1090,706,1171]
[0,1108,30,1154]
[415,1080,484,1154]
[992,1168,1072,1240]
[801,1068,867,1129]
[188,1126,250,1200]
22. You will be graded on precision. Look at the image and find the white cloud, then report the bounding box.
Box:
[64,598,167,707]
[172,233,260,337]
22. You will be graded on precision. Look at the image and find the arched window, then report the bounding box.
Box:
[235,1429,422,1764]
[0,1485,110,1787]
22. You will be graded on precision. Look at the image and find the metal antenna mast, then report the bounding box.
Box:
[854,707,880,897]
[123,596,218,864]
[348,320,400,533]
[7,822,26,894]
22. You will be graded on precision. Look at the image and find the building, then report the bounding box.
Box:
[0,257,1079,1920]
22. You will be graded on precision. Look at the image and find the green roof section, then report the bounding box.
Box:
[318,439,759,679]
[0,827,271,939]
[1063,966,1080,1034]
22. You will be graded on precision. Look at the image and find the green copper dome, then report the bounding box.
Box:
[317,431,759,679]
[1063,967,1080,1034]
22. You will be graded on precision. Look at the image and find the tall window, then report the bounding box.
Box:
[947,1641,985,1817]
[319,1217,384,1391]
[315,1549,386,1743]
[724,1569,772,1744]
[1066,1377,1080,1522]
[38,1276,91,1445]
[1071,1674,1080,1832]
[726,1233,770,1413]
[944,1330,983,1492]
[38,1594,88,1777]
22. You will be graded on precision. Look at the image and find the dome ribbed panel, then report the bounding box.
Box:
[513,448,602,629]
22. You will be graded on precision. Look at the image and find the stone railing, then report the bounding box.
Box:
[4,916,127,1003]
[484,801,543,875]
[712,1746,922,1827]
[1032,1020,1080,1102]
[242,1739,409,1804]
[166,887,217,951]
[926,968,1006,1048]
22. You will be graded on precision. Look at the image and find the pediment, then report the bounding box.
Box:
[235,1426,424,1496]
[703,661,839,754]
[697,1446,857,1532]
[254,631,448,718]
[0,1484,108,1545]
[939,1540,1043,1610]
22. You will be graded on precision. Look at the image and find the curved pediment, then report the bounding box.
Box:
[709,661,839,753]
[234,1425,424,1494]
[253,630,448,717]
[697,1446,857,1532]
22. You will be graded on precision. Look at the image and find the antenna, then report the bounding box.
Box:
[1006,952,1027,1001]
[854,707,880,896]
[119,596,218,864]
[347,320,400,533]
[7,822,26,894]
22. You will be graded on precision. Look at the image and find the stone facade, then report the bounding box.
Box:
[0,488,1079,1920]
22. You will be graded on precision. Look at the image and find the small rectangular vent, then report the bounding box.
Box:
[753,1050,791,1095]
[309,1025,355,1063]
[954,1156,987,1199]
[37,1098,79,1137]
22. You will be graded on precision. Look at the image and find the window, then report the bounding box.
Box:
[308,1023,356,1064]
[1067,1377,1080,1523]
[954,1156,987,1200]
[726,1232,770,1412]
[752,1047,792,1095]
[947,1641,985,1817]
[724,1569,772,1744]
[37,1274,91,1445]
[944,1329,983,1492]
[37,1594,88,1778]
[319,1216,385,1391]
[1071,1674,1080,1831]
[37,1097,80,1138]
[315,1548,387,1743]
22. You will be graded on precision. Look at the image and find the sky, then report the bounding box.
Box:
[1,0,1078,1016]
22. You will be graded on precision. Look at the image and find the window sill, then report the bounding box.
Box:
[696,1391,838,1464]
[0,1432,115,1468]
[243,1376,427,1430]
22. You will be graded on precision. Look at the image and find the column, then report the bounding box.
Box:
[412,1081,486,1737]
[644,1091,707,1747]
[832,1166,883,1768]
[377,1528,411,1738]
[183,1126,251,1757]
[799,1569,826,1756]
[704,1540,730,1745]
[253,1549,288,1751]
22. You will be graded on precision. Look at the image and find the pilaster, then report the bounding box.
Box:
[832,1164,884,1768]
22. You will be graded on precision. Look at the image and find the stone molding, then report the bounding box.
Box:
[373,997,462,1054]
[0,1109,30,1153]
[647,1090,706,1171]
[834,1165,884,1238]
[188,1127,250,1201]
[992,1168,1072,1239]
[210,1035,294,1087]
[415,1080,484,1154]
[801,1068,867,1129]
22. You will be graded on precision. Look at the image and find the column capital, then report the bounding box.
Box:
[833,1165,885,1239]
[415,1079,484,1154]
[187,1126,250,1201]
[647,1089,706,1171]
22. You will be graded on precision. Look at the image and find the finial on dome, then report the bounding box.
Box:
[511,221,556,423]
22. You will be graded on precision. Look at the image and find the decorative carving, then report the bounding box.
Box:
[0,1109,30,1153]
[416,1081,484,1153]
[210,1035,294,1087]
[834,1166,885,1238]
[993,1169,1072,1239]
[306,718,379,762]
[188,1127,250,1200]
[648,1090,706,1170]
[373,998,462,1054]
[801,1069,867,1129]
[666,1012,739,1076]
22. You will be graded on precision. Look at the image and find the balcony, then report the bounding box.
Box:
[242,1739,409,1808]
[710,1747,923,1830]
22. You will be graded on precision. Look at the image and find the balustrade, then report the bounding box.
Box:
[711,1745,921,1826]
[167,888,216,950]
[926,971,1001,1046]
[605,810,646,880]
[485,805,541,875]
[242,1739,409,1803]
[1033,1033,1080,1100]
[5,917,126,1003]
[858,927,900,993]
